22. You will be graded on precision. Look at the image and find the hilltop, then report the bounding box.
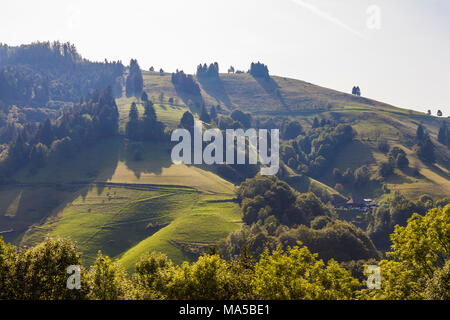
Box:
[119,70,450,200]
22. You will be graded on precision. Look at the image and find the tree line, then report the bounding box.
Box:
[196,62,219,78]
[0,42,124,107]
[351,86,361,96]
[249,62,270,79]
[0,87,119,180]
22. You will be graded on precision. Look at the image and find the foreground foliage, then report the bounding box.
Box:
[1,205,448,300]
[363,205,450,300]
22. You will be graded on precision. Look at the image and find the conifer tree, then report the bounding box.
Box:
[126,59,143,98]
[126,102,140,140]
[141,91,148,102]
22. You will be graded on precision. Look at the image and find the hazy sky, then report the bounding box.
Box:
[1,0,449,115]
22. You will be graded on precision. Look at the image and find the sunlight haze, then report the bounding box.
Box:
[1,0,449,114]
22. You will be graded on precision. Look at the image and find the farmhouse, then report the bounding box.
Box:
[345,197,378,210]
[345,197,366,209]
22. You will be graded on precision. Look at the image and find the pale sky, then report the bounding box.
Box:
[1,0,449,115]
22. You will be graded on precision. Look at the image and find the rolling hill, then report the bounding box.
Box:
[1,67,449,271]
[122,70,450,200]
[4,140,240,270]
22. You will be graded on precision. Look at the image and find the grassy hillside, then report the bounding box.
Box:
[130,71,449,200]
[118,193,240,271]
[2,69,449,270]
[20,183,240,269]
[8,139,240,268]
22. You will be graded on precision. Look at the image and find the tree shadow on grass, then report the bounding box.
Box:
[172,85,204,114]
[384,172,415,185]
[427,163,450,181]
[122,140,173,180]
[0,183,88,245]
[252,75,290,111]
[197,75,233,107]
[399,166,431,182]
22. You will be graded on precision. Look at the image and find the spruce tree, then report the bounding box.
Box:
[126,102,140,140]
[141,91,148,102]
[126,59,143,98]
[143,101,156,119]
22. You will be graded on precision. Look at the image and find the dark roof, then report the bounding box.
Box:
[346,197,365,205]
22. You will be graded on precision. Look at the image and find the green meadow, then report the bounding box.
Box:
[10,135,239,268]
[20,183,240,269]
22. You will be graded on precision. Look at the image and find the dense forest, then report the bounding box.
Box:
[0,42,124,106]
[0,42,125,154]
